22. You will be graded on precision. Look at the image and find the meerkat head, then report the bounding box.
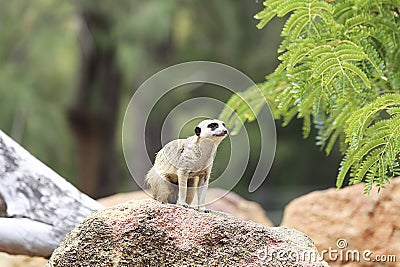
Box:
[194,119,229,141]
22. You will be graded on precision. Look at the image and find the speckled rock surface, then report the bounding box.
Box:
[46,200,328,267]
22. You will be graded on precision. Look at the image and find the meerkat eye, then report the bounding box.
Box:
[207,123,219,130]
[222,123,226,127]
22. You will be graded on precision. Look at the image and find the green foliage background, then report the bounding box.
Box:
[221,0,400,193]
[0,0,283,184]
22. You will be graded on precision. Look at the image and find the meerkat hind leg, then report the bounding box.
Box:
[167,183,179,204]
[153,174,173,204]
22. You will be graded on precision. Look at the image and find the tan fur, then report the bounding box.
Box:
[145,119,228,211]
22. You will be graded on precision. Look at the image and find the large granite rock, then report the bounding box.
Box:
[0,189,272,267]
[98,188,274,226]
[281,178,400,267]
[47,200,328,267]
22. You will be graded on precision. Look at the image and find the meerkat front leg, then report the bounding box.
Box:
[176,169,189,207]
[197,173,210,212]
[186,176,199,205]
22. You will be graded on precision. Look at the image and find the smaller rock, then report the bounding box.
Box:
[281,177,400,267]
[47,200,328,267]
[0,252,47,267]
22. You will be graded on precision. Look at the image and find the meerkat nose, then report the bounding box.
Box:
[223,130,229,135]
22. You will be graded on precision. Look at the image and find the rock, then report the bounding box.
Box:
[0,252,47,267]
[205,188,274,227]
[97,190,149,206]
[46,200,328,267]
[98,188,274,226]
[281,178,400,267]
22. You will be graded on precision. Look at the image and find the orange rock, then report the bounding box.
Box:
[281,178,400,267]
[0,252,47,267]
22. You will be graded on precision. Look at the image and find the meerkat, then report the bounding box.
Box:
[145,119,229,212]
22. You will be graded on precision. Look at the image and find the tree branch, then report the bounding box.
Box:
[0,130,103,257]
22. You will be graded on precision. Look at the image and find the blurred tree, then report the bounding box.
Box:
[68,3,122,198]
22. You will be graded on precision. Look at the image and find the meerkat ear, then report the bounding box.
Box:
[195,127,201,136]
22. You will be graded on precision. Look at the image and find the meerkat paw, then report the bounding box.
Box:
[197,206,210,213]
[176,201,189,208]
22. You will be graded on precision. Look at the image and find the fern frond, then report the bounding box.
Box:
[316,100,352,154]
[333,1,356,22]
[281,10,312,38]
[345,94,400,147]
[224,0,400,193]
[254,0,284,29]
[337,95,400,188]
[276,0,310,17]
[219,86,261,135]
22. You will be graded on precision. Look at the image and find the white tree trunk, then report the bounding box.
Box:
[0,130,103,257]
